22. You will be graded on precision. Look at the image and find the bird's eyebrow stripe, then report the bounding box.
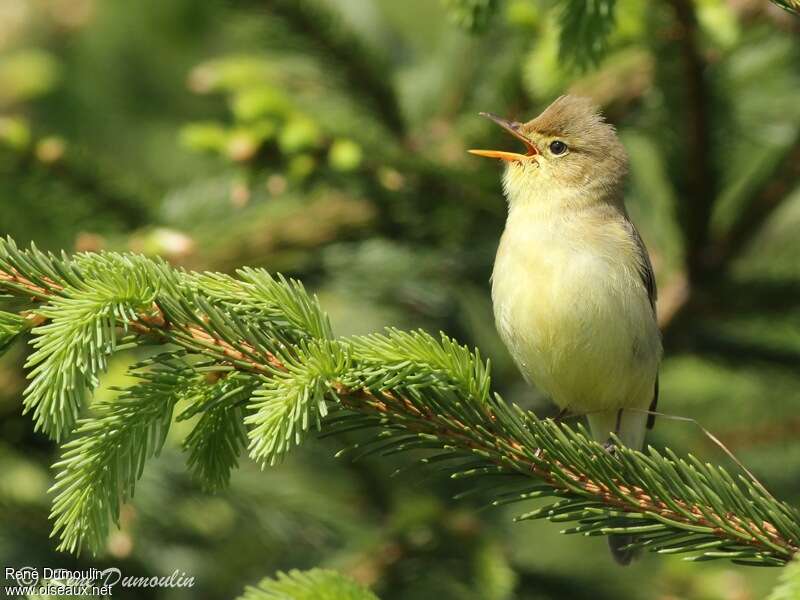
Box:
[529,128,561,137]
[530,133,578,150]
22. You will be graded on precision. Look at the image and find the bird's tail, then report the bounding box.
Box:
[608,534,637,566]
[587,408,649,565]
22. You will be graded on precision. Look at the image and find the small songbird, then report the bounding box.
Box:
[470,95,662,564]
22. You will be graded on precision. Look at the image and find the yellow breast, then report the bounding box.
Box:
[491,206,661,413]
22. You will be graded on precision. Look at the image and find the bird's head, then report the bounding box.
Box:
[469,95,628,209]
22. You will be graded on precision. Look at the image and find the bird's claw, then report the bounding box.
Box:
[555,407,570,422]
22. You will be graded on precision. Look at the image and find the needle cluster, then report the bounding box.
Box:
[1,237,798,565]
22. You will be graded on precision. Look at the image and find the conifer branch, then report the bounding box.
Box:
[237,568,379,600]
[49,353,189,553]
[708,131,800,270]
[27,146,155,227]
[1,237,799,564]
[261,0,405,135]
[664,0,717,282]
[770,0,800,16]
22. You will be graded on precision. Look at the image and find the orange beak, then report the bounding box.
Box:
[469,112,538,162]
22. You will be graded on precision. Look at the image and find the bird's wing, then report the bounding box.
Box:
[648,376,659,430]
[625,219,657,312]
[624,218,659,429]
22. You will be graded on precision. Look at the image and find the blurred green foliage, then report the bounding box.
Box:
[236,568,379,600]
[1,0,799,598]
[769,555,800,600]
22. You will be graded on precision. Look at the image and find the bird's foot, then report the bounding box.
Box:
[553,407,570,423]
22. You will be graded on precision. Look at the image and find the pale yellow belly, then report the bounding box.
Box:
[491,228,661,413]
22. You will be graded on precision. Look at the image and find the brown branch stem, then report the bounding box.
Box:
[708,132,800,269]
[664,0,716,282]
[0,266,284,376]
[338,387,798,558]
[3,263,797,560]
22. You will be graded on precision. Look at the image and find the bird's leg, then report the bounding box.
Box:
[602,409,625,454]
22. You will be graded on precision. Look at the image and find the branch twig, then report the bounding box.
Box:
[2,243,799,564]
[708,132,800,269]
[338,387,799,559]
[664,0,716,283]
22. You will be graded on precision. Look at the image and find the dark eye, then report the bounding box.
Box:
[549,140,567,155]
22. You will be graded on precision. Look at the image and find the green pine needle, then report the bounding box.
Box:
[0,310,28,354]
[443,0,499,33]
[769,0,800,16]
[246,339,349,467]
[183,379,251,491]
[2,238,799,565]
[17,250,159,440]
[558,0,617,69]
[237,568,379,600]
[49,355,197,554]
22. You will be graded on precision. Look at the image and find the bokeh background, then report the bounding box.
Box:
[1,0,799,598]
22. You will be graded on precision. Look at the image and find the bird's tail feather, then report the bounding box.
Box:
[587,408,649,565]
[608,535,637,565]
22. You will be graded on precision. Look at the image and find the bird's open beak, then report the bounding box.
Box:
[468,112,538,161]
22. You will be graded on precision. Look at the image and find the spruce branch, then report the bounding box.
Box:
[1,237,799,565]
[708,131,800,270]
[259,0,405,136]
[445,0,618,65]
[246,339,347,467]
[442,0,799,57]
[663,0,717,282]
[444,0,500,33]
[0,310,28,352]
[180,373,253,491]
[10,142,155,229]
[770,0,800,16]
[0,245,161,440]
[557,0,618,69]
[237,568,379,600]
[49,353,193,554]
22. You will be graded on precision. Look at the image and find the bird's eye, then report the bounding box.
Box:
[549,140,567,155]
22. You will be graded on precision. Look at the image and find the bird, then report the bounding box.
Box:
[469,95,662,564]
